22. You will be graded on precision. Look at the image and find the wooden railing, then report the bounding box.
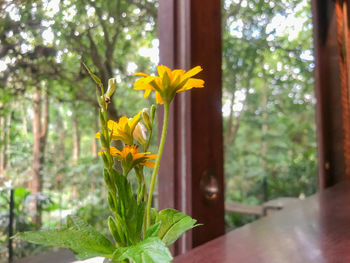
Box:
[225,197,300,217]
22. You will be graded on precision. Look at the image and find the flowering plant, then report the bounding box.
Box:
[15,64,204,262]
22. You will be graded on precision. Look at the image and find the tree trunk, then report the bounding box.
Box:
[57,111,65,162]
[261,76,268,202]
[224,92,236,155]
[30,86,49,228]
[72,104,80,165]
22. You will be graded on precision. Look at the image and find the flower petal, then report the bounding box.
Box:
[134,77,155,90]
[144,89,152,98]
[130,110,142,132]
[155,92,164,104]
[133,72,150,77]
[157,65,171,78]
[110,146,122,156]
[183,66,203,79]
[143,161,155,168]
[147,154,157,160]
[177,78,205,93]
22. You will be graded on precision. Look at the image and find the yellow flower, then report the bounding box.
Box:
[110,145,157,172]
[133,65,205,104]
[95,111,142,145]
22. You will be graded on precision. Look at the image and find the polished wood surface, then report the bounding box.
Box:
[174,181,350,263]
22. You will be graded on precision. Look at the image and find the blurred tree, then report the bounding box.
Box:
[0,0,158,231]
[222,0,317,228]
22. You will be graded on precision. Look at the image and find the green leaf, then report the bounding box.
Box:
[157,209,198,246]
[150,208,158,226]
[113,170,145,245]
[112,237,173,263]
[81,62,103,89]
[15,216,115,260]
[145,222,161,239]
[108,216,125,247]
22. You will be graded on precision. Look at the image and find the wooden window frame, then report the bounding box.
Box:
[158,0,350,256]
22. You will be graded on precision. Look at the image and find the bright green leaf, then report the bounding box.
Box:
[157,209,198,246]
[145,222,161,239]
[112,237,173,263]
[15,216,115,260]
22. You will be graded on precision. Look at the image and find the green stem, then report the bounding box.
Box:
[146,103,170,228]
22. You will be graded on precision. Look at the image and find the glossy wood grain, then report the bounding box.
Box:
[174,181,350,263]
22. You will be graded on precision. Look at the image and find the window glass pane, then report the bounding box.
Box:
[222,0,317,230]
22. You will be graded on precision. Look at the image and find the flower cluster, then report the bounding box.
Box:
[95,108,157,177]
[16,63,204,263]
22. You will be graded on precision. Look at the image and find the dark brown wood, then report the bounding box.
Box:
[312,0,350,187]
[158,0,225,255]
[335,0,350,179]
[189,0,225,249]
[174,181,350,263]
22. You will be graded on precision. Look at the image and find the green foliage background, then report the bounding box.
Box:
[222,0,317,228]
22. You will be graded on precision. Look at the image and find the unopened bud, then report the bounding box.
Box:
[106,78,117,98]
[133,122,147,147]
[142,109,152,130]
[150,104,156,121]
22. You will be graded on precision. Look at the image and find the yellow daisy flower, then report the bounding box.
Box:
[133,65,205,104]
[110,145,157,173]
[95,111,142,145]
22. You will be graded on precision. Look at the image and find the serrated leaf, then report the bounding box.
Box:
[15,216,115,260]
[112,237,172,263]
[157,209,197,246]
[145,222,161,239]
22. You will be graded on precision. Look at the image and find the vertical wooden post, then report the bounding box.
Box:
[312,0,350,187]
[335,0,350,179]
[158,0,225,255]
